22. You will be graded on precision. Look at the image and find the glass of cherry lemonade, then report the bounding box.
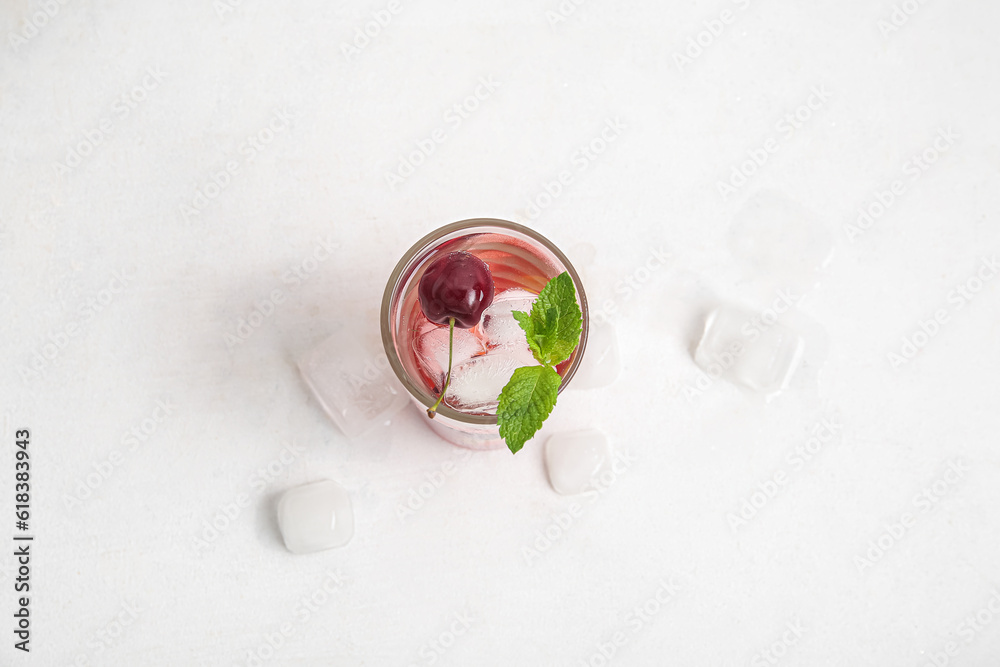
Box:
[381,219,588,449]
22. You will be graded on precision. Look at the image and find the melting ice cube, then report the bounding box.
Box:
[568,322,620,390]
[277,479,353,554]
[298,328,408,438]
[481,288,536,349]
[431,288,542,414]
[728,191,834,291]
[544,429,610,495]
[445,351,539,414]
[694,305,804,395]
[413,325,487,386]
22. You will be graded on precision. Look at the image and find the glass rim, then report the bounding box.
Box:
[379,218,589,425]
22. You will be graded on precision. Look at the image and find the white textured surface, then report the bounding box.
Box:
[2,1,1000,665]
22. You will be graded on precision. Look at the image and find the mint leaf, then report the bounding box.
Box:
[496,365,562,454]
[526,272,582,366]
[512,310,542,363]
[499,272,584,454]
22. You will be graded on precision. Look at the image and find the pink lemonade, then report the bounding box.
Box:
[381,220,588,448]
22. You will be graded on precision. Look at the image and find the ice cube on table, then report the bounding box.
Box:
[729,192,833,290]
[568,322,620,390]
[481,288,537,349]
[444,351,539,413]
[694,305,804,395]
[277,479,353,554]
[413,325,487,386]
[545,429,610,495]
[298,328,408,438]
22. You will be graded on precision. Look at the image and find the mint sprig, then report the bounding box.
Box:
[496,366,561,453]
[497,272,582,454]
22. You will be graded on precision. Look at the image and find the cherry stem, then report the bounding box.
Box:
[427,317,455,419]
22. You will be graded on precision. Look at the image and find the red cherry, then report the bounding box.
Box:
[418,251,495,329]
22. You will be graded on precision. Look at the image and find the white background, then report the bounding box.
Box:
[2,0,1000,665]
